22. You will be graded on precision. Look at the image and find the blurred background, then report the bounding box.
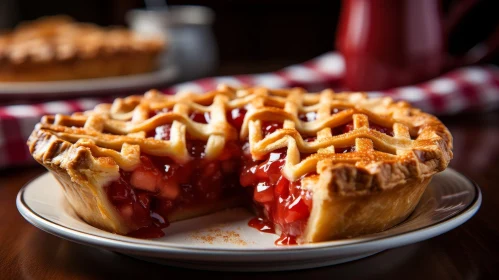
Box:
[1,0,497,77]
[0,0,498,173]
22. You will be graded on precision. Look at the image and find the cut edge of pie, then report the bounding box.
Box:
[0,16,165,82]
[27,84,453,244]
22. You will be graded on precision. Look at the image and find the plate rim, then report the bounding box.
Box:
[16,168,482,256]
[0,66,178,97]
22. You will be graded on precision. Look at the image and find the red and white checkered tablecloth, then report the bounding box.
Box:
[1,52,499,168]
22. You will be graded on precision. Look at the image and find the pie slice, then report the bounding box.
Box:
[0,16,165,82]
[27,84,453,244]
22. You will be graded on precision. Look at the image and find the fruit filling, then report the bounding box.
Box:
[228,109,314,244]
[333,122,354,135]
[370,123,394,136]
[105,141,243,238]
[240,149,313,245]
[190,111,210,124]
[262,121,283,136]
[226,108,247,131]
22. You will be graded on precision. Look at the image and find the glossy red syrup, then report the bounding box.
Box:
[147,108,172,140]
[248,217,275,233]
[334,122,355,135]
[370,123,394,136]
[127,225,167,238]
[261,121,283,136]
[226,108,247,130]
[275,234,298,245]
[190,111,210,124]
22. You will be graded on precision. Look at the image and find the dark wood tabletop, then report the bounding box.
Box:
[1,109,498,279]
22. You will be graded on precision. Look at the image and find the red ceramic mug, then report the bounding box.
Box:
[336,0,499,91]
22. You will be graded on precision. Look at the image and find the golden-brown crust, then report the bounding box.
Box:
[28,128,129,234]
[301,169,430,243]
[0,16,165,81]
[27,84,453,243]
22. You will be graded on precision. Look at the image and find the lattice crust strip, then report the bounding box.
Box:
[34,84,452,182]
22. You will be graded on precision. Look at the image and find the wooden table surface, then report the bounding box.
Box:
[1,110,498,279]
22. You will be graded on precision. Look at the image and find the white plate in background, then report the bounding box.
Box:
[0,66,178,98]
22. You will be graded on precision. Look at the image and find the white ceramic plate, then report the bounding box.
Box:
[16,168,481,271]
[0,66,178,98]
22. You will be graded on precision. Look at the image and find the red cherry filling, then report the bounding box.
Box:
[190,111,210,124]
[187,140,207,158]
[300,153,313,160]
[241,149,313,245]
[226,108,247,130]
[111,106,396,242]
[262,121,283,136]
[107,141,312,244]
[105,141,242,238]
[111,103,399,242]
[275,234,298,245]
[370,123,394,136]
[147,108,173,139]
[333,122,354,135]
[106,169,159,231]
[248,217,275,233]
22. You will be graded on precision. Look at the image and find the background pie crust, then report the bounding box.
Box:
[0,16,165,82]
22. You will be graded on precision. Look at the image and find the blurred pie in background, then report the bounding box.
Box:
[0,16,165,82]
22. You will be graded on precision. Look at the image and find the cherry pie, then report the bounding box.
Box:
[0,16,164,82]
[27,84,453,244]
